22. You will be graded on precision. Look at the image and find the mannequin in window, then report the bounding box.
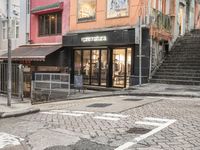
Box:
[84,60,90,76]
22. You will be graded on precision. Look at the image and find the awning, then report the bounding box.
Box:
[31,2,63,15]
[0,45,62,61]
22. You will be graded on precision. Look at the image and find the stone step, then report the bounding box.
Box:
[162,62,200,66]
[160,66,200,70]
[157,69,200,73]
[164,60,200,63]
[155,72,200,77]
[152,75,200,81]
[150,79,200,85]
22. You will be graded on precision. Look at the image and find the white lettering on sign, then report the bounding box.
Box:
[81,36,107,43]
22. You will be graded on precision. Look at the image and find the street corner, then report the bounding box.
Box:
[0,108,40,119]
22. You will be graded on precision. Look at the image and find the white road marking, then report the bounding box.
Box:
[60,113,84,117]
[0,132,24,149]
[40,112,58,115]
[115,118,176,150]
[135,121,164,127]
[94,116,120,121]
[144,117,172,122]
[51,110,69,113]
[72,111,94,114]
[102,113,129,118]
[134,119,176,142]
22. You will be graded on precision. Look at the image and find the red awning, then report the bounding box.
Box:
[31,2,63,15]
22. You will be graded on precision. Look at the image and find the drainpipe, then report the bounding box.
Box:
[139,16,142,86]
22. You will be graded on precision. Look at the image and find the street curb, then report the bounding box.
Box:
[0,108,40,118]
[32,91,200,105]
[127,92,200,98]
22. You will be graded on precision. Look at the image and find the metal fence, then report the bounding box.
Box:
[0,63,23,98]
[31,73,70,103]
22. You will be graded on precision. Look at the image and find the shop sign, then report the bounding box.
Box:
[81,36,107,43]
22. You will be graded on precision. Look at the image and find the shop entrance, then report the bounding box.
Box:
[74,49,108,86]
[112,48,132,88]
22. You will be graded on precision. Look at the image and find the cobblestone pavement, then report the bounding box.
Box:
[0,96,200,150]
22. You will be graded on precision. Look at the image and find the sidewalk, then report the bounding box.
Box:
[0,95,40,118]
[128,83,200,98]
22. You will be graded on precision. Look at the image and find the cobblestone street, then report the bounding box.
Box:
[0,96,200,150]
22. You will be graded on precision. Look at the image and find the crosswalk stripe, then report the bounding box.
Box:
[144,117,171,122]
[102,113,129,118]
[94,116,120,121]
[135,121,164,127]
[60,113,84,117]
[72,111,94,114]
[41,112,58,115]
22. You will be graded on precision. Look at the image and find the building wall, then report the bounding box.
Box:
[195,0,200,28]
[69,0,150,32]
[30,0,70,44]
[0,0,29,56]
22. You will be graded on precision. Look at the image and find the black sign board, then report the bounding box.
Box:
[74,75,83,88]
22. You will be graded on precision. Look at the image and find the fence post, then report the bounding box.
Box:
[18,64,24,101]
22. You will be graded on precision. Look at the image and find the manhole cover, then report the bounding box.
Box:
[123,98,143,101]
[126,127,151,134]
[87,103,112,108]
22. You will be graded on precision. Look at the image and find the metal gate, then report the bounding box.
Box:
[0,63,23,98]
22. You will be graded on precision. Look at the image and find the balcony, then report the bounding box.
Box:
[150,8,172,41]
[150,8,172,32]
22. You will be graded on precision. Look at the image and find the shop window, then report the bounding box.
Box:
[39,12,62,36]
[107,0,129,18]
[77,0,96,22]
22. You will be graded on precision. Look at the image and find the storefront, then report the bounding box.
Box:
[63,28,150,88]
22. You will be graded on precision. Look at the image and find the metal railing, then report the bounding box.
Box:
[151,8,172,32]
[0,63,23,99]
[31,73,70,102]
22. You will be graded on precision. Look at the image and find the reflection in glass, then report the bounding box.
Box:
[91,50,99,85]
[126,48,132,87]
[83,50,90,84]
[74,50,81,75]
[101,50,107,86]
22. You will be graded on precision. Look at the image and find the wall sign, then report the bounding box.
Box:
[81,36,107,43]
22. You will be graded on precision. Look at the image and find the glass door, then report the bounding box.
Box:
[83,50,90,84]
[112,48,132,88]
[113,49,126,88]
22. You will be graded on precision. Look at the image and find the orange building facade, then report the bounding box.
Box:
[62,0,197,88]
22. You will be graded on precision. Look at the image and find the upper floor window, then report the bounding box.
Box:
[39,12,62,36]
[77,0,96,22]
[107,0,129,18]
[16,20,19,38]
[2,21,7,39]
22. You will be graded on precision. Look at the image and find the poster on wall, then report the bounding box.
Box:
[78,0,96,22]
[107,0,129,18]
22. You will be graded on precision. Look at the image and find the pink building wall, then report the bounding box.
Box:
[30,0,70,44]
[195,0,200,29]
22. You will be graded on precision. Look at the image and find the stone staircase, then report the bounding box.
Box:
[150,30,200,85]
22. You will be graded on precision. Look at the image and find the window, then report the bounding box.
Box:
[27,0,30,14]
[16,20,19,38]
[107,0,129,18]
[39,12,62,36]
[2,21,7,39]
[77,0,96,22]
